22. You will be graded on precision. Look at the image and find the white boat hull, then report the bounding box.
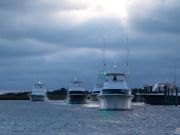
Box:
[29,95,47,101]
[98,94,134,110]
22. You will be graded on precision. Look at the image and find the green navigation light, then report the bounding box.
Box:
[100,71,106,76]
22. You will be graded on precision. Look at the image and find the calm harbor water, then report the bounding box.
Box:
[0,100,180,135]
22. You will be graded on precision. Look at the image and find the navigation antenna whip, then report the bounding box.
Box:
[173,62,177,88]
[101,26,106,73]
[126,24,130,86]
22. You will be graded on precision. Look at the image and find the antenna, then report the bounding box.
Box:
[101,25,106,83]
[125,23,130,86]
[113,59,117,72]
[126,25,129,72]
[173,62,177,87]
[102,26,106,70]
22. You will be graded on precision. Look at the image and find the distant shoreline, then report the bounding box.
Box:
[0,94,67,100]
[0,88,146,101]
[0,89,68,100]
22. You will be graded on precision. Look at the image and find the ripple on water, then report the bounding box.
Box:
[0,101,179,135]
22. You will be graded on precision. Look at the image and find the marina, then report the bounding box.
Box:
[0,0,179,134]
[0,79,179,135]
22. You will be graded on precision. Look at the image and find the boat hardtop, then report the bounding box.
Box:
[69,78,85,92]
[31,81,47,96]
[103,70,129,89]
[104,72,128,76]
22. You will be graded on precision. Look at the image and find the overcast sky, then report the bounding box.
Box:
[0,0,179,91]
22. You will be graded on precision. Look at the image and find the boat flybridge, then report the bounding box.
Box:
[98,66,134,110]
[29,81,47,101]
[67,78,87,104]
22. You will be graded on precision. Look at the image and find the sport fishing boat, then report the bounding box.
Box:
[91,83,102,101]
[91,71,104,101]
[67,78,87,104]
[29,81,47,101]
[98,66,134,110]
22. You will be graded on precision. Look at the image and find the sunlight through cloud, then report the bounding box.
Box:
[55,0,131,25]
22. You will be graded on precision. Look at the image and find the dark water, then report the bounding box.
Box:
[0,101,180,135]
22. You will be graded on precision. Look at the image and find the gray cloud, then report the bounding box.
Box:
[0,0,180,90]
[0,38,60,58]
[129,0,180,34]
[0,0,84,11]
